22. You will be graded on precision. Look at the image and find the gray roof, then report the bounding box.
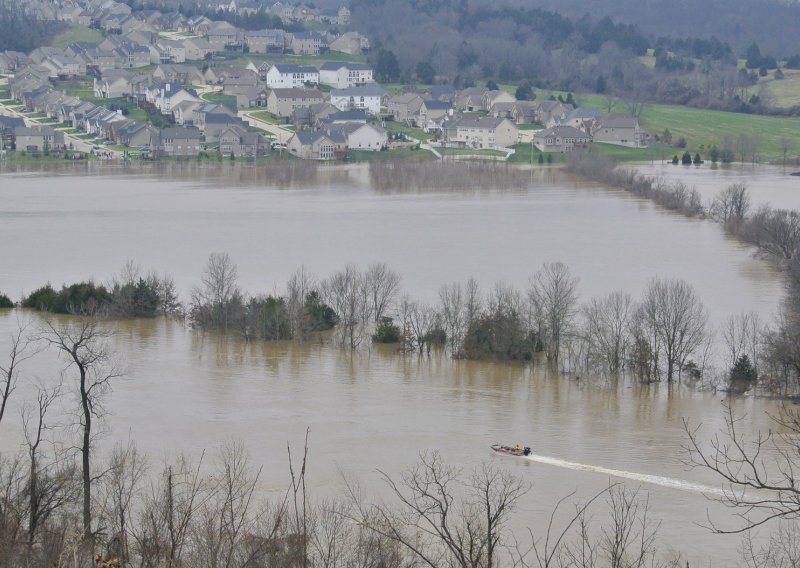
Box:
[330,84,386,97]
[319,61,371,71]
[534,125,591,139]
[272,63,318,74]
[160,127,202,139]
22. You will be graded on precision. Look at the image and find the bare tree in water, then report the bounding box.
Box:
[44,318,121,546]
[529,262,580,366]
[364,262,402,323]
[0,320,38,429]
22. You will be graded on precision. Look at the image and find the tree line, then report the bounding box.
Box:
[4,246,797,394]
[567,151,800,395]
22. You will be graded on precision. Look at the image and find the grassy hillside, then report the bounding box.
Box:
[534,90,800,161]
[50,25,104,49]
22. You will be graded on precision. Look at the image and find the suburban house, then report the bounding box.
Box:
[40,55,81,77]
[206,21,241,51]
[217,126,270,157]
[172,99,203,126]
[319,62,374,89]
[153,127,202,157]
[153,64,205,86]
[549,107,603,133]
[591,114,646,147]
[287,130,345,160]
[329,84,386,115]
[183,37,216,60]
[245,29,286,53]
[148,83,199,114]
[0,116,25,150]
[533,125,592,152]
[482,90,516,112]
[151,39,186,64]
[192,103,236,132]
[205,65,258,85]
[204,114,250,142]
[533,100,573,125]
[454,88,488,112]
[328,32,370,55]
[387,93,424,125]
[93,70,135,98]
[266,88,325,117]
[326,122,387,152]
[443,116,519,148]
[290,31,326,55]
[13,126,65,152]
[265,64,319,88]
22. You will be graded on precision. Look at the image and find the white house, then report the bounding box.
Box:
[327,122,387,152]
[265,63,319,88]
[329,84,386,115]
[319,62,374,89]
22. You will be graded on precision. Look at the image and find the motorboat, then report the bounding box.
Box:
[491,444,531,457]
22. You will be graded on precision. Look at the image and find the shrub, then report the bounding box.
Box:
[0,293,13,308]
[372,316,402,343]
[22,281,112,314]
[730,354,757,383]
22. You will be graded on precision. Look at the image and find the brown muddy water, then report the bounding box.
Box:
[0,162,796,565]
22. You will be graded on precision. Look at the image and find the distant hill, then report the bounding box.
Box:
[484,0,800,56]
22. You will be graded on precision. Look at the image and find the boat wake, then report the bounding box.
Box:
[523,453,724,496]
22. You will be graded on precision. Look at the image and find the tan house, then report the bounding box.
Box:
[482,90,516,112]
[13,126,65,152]
[287,130,346,160]
[329,32,369,55]
[387,93,424,125]
[454,87,488,112]
[592,114,646,147]
[443,116,518,148]
[154,127,202,157]
[266,88,325,117]
[533,125,592,152]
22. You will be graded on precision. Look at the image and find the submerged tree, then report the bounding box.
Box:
[44,319,121,545]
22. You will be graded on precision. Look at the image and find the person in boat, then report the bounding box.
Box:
[514,444,521,453]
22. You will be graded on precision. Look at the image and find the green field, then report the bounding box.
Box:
[247,110,282,124]
[534,89,800,161]
[384,121,434,142]
[201,92,238,106]
[761,70,800,108]
[50,25,104,49]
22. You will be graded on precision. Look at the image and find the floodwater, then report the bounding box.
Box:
[635,161,800,209]
[0,162,796,565]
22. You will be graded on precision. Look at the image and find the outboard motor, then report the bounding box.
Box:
[523,447,531,456]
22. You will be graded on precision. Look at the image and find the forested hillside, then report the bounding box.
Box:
[353,0,800,113]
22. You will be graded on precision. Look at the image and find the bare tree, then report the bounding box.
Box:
[98,441,148,565]
[599,486,659,568]
[347,452,527,568]
[191,253,242,331]
[131,453,206,567]
[1,320,37,429]
[639,278,708,382]
[529,262,580,366]
[779,137,793,169]
[323,265,367,349]
[44,319,121,542]
[684,403,800,533]
[364,262,402,323]
[746,206,800,261]
[740,520,800,568]
[583,291,633,374]
[408,301,440,354]
[439,282,465,352]
[286,266,315,340]
[721,312,763,377]
[21,381,78,565]
[710,182,750,227]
